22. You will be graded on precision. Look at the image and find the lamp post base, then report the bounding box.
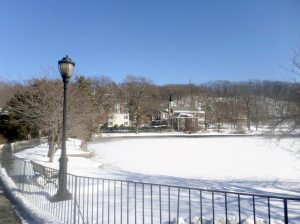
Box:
[50,189,72,202]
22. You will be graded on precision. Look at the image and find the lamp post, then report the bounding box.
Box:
[52,55,75,201]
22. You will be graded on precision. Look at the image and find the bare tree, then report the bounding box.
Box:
[122,76,155,133]
[8,79,97,162]
[266,50,300,137]
[0,81,24,107]
[293,50,300,77]
[75,76,119,125]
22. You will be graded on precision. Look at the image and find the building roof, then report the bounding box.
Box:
[172,106,200,113]
[175,113,195,118]
[161,106,203,114]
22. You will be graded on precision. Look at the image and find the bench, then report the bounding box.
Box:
[31,161,58,188]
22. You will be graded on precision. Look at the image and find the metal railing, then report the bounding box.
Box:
[2,153,300,224]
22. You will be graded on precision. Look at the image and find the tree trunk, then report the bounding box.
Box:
[48,132,53,158]
[49,139,57,163]
[48,131,58,163]
[204,103,208,131]
[135,120,139,134]
[204,113,208,131]
[246,104,251,131]
[247,117,251,131]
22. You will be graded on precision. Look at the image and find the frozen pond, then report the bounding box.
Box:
[11,136,300,223]
[89,136,300,196]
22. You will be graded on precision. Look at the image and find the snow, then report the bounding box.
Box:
[156,216,285,224]
[88,137,300,196]
[98,126,268,138]
[11,136,300,195]
[98,131,252,137]
[0,168,63,224]
[2,135,300,223]
[15,138,102,175]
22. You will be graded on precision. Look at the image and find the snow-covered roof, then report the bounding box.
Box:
[161,106,202,114]
[175,113,195,118]
[172,106,200,113]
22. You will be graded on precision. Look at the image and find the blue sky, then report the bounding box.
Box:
[0,0,299,84]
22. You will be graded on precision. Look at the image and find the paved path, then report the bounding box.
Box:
[0,185,21,224]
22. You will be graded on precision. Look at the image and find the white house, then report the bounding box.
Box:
[107,113,130,127]
[107,104,130,128]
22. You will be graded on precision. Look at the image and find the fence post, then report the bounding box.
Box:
[21,161,26,193]
[6,143,13,176]
[1,144,7,169]
[284,199,288,224]
[74,176,77,224]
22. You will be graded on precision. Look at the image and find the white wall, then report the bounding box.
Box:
[108,113,130,127]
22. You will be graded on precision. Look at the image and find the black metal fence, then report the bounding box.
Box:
[2,153,300,224]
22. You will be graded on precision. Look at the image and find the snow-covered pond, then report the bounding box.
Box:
[10,136,300,223]
[89,136,300,196]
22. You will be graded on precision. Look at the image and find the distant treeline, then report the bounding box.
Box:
[0,77,299,144]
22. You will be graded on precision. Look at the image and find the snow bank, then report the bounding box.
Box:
[99,131,252,138]
[98,127,271,138]
[0,168,63,224]
[165,215,284,224]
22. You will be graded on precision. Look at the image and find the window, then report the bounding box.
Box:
[124,115,128,119]
[124,122,128,126]
[108,122,113,126]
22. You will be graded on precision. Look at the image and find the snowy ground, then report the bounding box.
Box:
[15,138,102,177]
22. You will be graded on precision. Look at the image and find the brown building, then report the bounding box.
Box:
[155,96,205,132]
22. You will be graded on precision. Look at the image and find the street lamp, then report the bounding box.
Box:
[52,55,75,201]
